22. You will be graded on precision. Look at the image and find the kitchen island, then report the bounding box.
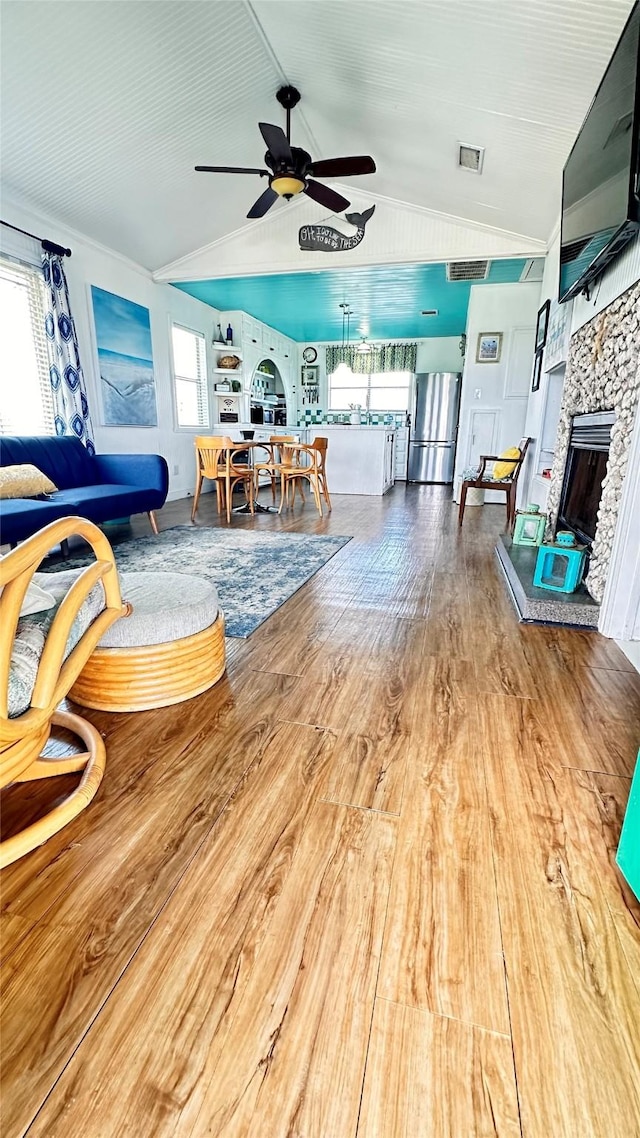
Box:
[318,426,396,495]
[211,423,396,496]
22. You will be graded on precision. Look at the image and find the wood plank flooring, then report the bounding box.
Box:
[1,485,639,1138]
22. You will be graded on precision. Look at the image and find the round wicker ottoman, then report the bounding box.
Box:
[70,571,225,712]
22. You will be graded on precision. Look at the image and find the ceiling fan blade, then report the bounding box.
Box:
[259,122,293,166]
[304,179,350,213]
[247,185,279,219]
[309,156,376,178]
[195,165,269,175]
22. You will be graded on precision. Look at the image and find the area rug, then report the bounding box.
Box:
[41,526,352,638]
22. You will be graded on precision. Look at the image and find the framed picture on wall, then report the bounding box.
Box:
[531,350,543,393]
[544,297,572,371]
[90,285,158,426]
[535,299,551,353]
[475,332,503,363]
[301,365,319,386]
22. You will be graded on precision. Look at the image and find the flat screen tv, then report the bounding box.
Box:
[559,1,640,302]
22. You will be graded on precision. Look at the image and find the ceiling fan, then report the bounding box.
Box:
[195,85,376,219]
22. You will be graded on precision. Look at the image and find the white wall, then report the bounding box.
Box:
[1,198,222,501]
[155,187,546,282]
[453,282,541,501]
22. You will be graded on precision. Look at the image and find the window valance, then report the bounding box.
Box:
[326,342,417,375]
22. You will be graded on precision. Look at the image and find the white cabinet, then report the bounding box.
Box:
[321,427,396,495]
[394,426,409,480]
[241,314,262,347]
[383,432,396,492]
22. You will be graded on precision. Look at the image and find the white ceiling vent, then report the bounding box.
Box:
[446,261,490,282]
[458,143,485,173]
[520,257,545,282]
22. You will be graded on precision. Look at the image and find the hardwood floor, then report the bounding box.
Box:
[1,485,639,1138]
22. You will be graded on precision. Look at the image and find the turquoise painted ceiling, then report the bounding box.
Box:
[174,259,527,343]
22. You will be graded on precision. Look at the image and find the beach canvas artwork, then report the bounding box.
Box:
[90,286,157,426]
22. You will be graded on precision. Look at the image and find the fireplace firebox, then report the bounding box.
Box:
[558,412,614,548]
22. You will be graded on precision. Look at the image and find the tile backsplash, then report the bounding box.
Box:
[297,410,408,427]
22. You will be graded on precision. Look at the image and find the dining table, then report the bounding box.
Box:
[227,439,301,514]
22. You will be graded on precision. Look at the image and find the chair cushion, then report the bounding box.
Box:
[0,464,57,499]
[8,571,106,718]
[98,571,219,648]
[492,447,521,480]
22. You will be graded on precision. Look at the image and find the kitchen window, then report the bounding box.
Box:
[0,257,54,435]
[171,323,209,428]
[328,369,411,413]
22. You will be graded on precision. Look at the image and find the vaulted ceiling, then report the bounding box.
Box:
[1,0,634,274]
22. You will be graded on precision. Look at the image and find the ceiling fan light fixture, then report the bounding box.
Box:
[271,174,305,198]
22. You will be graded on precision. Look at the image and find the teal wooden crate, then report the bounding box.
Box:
[616,750,640,901]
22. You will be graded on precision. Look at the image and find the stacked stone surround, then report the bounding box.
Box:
[546,280,640,603]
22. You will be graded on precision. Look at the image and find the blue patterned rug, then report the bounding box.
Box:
[42,526,352,638]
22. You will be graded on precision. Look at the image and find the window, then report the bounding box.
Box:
[328,369,412,413]
[0,258,54,434]
[171,323,209,428]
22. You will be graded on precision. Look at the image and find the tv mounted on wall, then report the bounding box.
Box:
[559,1,640,303]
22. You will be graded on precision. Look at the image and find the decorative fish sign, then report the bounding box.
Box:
[299,205,375,252]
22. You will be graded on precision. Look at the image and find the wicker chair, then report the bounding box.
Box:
[0,517,128,867]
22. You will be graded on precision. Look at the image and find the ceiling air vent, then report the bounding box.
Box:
[421,309,439,316]
[458,143,485,174]
[446,261,490,282]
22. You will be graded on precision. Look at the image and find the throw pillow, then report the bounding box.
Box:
[19,581,56,616]
[492,447,521,481]
[0,463,58,499]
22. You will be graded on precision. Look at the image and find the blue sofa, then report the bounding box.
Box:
[0,436,169,546]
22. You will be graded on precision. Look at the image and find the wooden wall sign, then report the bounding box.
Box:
[299,206,375,252]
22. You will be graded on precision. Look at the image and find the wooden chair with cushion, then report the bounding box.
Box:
[278,437,332,518]
[458,437,531,530]
[0,516,128,867]
[191,436,254,524]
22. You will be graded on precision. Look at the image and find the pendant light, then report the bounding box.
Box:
[356,336,372,354]
[334,303,353,381]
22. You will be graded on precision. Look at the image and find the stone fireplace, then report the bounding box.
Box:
[546,280,640,603]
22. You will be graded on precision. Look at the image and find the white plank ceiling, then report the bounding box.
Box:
[0,0,634,271]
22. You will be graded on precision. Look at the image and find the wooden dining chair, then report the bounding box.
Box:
[279,437,332,518]
[458,437,531,530]
[252,436,296,505]
[192,436,254,524]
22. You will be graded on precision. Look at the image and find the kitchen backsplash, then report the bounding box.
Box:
[297,409,409,426]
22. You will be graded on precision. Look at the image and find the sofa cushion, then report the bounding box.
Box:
[50,484,156,523]
[0,497,70,546]
[0,436,98,490]
[0,463,58,499]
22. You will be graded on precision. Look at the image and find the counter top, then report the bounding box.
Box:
[309,424,397,432]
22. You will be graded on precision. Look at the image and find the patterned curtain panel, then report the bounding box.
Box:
[42,253,95,453]
[326,342,417,375]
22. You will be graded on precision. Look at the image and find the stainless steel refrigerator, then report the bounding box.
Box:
[408,372,461,483]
